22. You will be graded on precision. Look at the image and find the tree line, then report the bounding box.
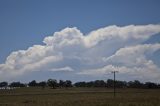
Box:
[75,79,160,89]
[0,79,160,89]
[0,79,72,89]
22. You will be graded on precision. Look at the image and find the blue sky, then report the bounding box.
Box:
[0,0,160,82]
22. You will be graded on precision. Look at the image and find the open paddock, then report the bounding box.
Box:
[0,87,160,106]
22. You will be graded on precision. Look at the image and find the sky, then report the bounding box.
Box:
[0,0,160,82]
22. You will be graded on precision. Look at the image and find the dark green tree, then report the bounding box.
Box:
[28,80,37,87]
[65,80,72,88]
[47,79,57,89]
[59,80,65,88]
[9,82,25,87]
[0,82,8,88]
[38,81,47,89]
[107,79,114,88]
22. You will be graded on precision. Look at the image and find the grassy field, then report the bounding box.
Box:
[0,87,160,106]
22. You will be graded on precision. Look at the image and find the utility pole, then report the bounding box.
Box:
[111,71,118,97]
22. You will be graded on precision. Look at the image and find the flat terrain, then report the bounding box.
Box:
[0,87,160,106]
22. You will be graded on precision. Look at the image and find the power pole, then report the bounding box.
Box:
[111,71,118,97]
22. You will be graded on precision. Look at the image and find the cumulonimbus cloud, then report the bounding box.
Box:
[79,44,160,81]
[0,24,160,81]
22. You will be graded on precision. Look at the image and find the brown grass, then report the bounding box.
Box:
[0,87,160,106]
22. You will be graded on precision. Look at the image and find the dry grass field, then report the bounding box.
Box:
[0,87,160,106]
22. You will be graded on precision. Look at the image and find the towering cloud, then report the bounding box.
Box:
[79,44,160,81]
[0,24,160,82]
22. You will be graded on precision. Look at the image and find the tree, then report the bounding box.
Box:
[128,80,143,88]
[145,82,158,89]
[38,81,47,89]
[94,80,106,87]
[107,79,114,88]
[28,80,37,87]
[59,80,65,88]
[65,80,72,88]
[74,81,86,87]
[0,82,8,88]
[47,79,57,89]
[9,82,25,87]
[86,81,94,87]
[116,80,127,88]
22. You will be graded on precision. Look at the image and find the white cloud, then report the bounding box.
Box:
[84,24,160,47]
[50,66,74,72]
[79,44,160,82]
[0,24,160,81]
[104,44,160,67]
[43,27,84,47]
